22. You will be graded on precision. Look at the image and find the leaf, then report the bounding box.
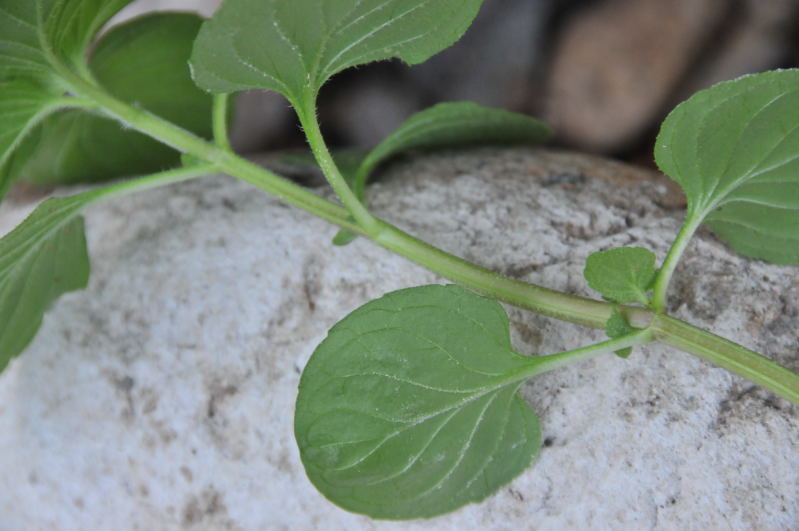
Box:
[295,284,541,519]
[605,307,635,359]
[354,101,551,197]
[0,195,92,370]
[655,69,799,264]
[12,13,214,186]
[0,79,62,173]
[191,0,485,104]
[0,0,134,80]
[278,149,367,186]
[0,163,215,371]
[583,247,657,305]
[0,162,12,202]
[332,101,551,244]
[44,0,134,67]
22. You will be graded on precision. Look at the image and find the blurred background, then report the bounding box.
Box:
[114,0,799,167]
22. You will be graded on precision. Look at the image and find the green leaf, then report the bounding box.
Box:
[0,0,134,80]
[332,101,551,245]
[0,195,91,370]
[191,0,485,104]
[12,13,214,186]
[584,247,657,305]
[0,165,214,371]
[295,284,541,519]
[45,0,134,68]
[0,162,12,202]
[605,307,635,359]
[354,102,551,197]
[655,69,799,264]
[0,79,63,190]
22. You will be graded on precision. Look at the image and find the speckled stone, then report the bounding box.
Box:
[0,148,796,530]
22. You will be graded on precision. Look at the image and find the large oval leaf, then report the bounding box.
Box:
[655,69,799,264]
[191,0,485,104]
[12,13,214,186]
[295,285,541,519]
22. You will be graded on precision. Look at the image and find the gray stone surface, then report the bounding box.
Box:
[0,149,797,529]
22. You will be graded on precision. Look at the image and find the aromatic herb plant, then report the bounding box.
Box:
[0,0,797,521]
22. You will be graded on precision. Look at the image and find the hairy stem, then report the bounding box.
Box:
[71,164,220,205]
[652,214,702,313]
[525,328,654,377]
[372,220,622,327]
[652,315,799,407]
[54,70,799,407]
[297,96,379,233]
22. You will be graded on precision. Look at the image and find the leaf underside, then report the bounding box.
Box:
[0,80,59,164]
[12,13,213,186]
[0,194,94,370]
[0,0,134,80]
[655,69,799,264]
[0,79,62,199]
[295,284,541,520]
[190,0,485,104]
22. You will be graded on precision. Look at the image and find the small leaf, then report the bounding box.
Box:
[605,307,635,359]
[331,230,358,246]
[0,194,94,370]
[0,0,134,80]
[354,102,552,197]
[12,13,214,186]
[584,247,657,305]
[655,69,799,264]
[331,102,551,245]
[191,0,485,104]
[295,284,541,519]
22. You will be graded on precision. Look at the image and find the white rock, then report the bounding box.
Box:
[0,149,796,530]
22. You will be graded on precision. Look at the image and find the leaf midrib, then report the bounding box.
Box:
[707,91,799,209]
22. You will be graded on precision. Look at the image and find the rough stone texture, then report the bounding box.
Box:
[0,149,797,529]
[544,0,727,152]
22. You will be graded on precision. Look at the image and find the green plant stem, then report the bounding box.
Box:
[525,328,654,377]
[57,67,353,230]
[297,96,379,233]
[651,315,799,406]
[76,164,219,204]
[55,70,799,407]
[372,220,625,328]
[652,214,702,313]
[212,94,233,151]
